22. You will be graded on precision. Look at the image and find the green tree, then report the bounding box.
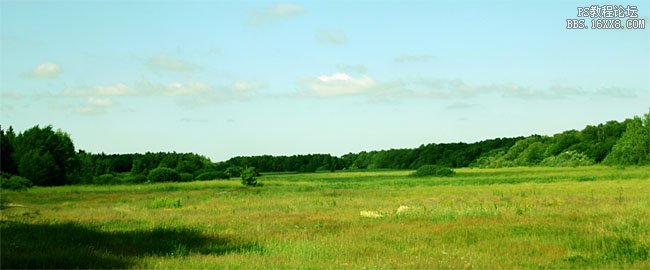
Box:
[603,114,650,165]
[224,166,243,177]
[147,167,181,182]
[12,126,78,185]
[515,142,547,165]
[17,150,60,186]
[0,126,18,174]
[241,167,259,186]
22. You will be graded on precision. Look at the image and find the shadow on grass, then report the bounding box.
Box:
[1,221,262,269]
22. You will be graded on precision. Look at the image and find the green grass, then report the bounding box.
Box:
[1,165,649,268]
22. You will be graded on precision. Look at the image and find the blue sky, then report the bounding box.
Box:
[1,1,648,161]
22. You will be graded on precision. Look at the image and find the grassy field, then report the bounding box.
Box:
[1,166,649,269]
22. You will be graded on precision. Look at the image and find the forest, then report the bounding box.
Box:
[1,111,648,188]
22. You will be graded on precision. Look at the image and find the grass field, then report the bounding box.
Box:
[1,166,649,269]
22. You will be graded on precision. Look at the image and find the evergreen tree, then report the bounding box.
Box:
[0,126,18,174]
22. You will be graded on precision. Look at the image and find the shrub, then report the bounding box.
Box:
[410,165,455,177]
[241,167,260,186]
[147,167,181,182]
[93,174,116,185]
[179,173,194,182]
[195,171,229,181]
[225,166,243,178]
[0,175,33,190]
[540,150,595,167]
[124,174,147,184]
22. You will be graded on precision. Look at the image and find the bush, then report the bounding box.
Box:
[225,166,243,178]
[195,171,229,181]
[241,167,260,186]
[0,175,33,190]
[410,165,455,177]
[179,172,194,182]
[540,150,594,167]
[124,174,147,184]
[147,167,181,182]
[93,174,116,185]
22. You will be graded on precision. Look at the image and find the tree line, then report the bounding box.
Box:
[1,111,648,188]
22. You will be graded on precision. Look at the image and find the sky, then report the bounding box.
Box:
[1,1,648,162]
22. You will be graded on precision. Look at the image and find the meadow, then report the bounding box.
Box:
[1,166,649,269]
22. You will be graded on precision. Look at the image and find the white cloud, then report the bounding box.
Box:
[142,79,266,105]
[30,62,62,78]
[301,73,376,96]
[234,80,267,92]
[317,29,348,45]
[75,97,115,114]
[75,107,95,114]
[147,54,199,72]
[297,74,638,101]
[163,81,211,96]
[318,73,352,82]
[250,3,304,25]
[62,88,88,97]
[62,83,133,97]
[594,87,637,98]
[87,97,114,107]
[94,83,134,96]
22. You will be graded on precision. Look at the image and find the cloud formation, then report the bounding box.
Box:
[298,75,639,100]
[249,3,304,25]
[139,79,265,106]
[162,81,211,96]
[234,80,268,92]
[87,97,114,107]
[63,83,134,97]
[30,62,62,78]
[300,73,376,96]
[94,83,134,96]
[75,97,115,114]
[317,29,348,44]
[146,54,200,72]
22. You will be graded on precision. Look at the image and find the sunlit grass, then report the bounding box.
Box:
[1,166,649,268]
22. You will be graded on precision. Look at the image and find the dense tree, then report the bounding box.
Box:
[603,114,650,165]
[0,126,18,174]
[220,154,345,173]
[0,112,645,186]
[546,130,580,156]
[17,150,60,186]
[147,167,181,182]
[570,120,628,162]
[224,166,243,178]
[11,125,78,185]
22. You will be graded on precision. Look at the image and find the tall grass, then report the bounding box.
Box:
[1,166,648,268]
